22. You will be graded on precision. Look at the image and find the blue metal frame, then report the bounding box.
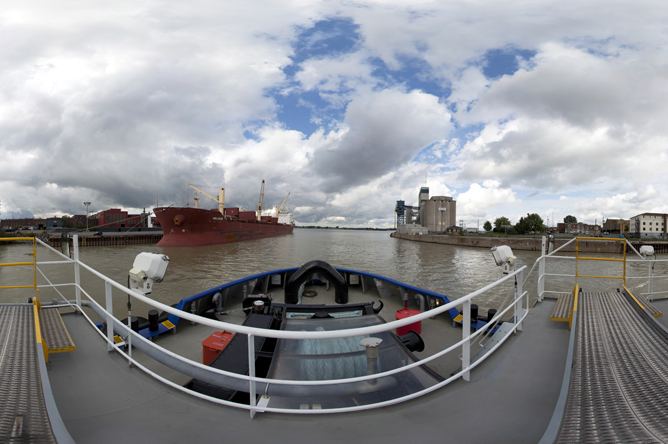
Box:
[181,266,461,320]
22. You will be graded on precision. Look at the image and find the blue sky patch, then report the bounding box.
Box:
[273,89,344,135]
[273,18,362,135]
[291,18,362,64]
[369,55,449,98]
[482,48,536,79]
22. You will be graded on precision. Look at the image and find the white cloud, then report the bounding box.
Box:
[2,0,668,227]
[310,87,452,192]
[456,181,518,221]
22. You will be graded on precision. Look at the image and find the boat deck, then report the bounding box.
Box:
[9,281,668,442]
[43,299,569,444]
[557,291,668,443]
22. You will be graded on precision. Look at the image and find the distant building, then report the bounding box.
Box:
[45,217,60,228]
[557,222,601,236]
[98,209,127,228]
[630,213,667,239]
[1,209,149,231]
[72,214,94,228]
[603,218,630,234]
[396,224,426,235]
[395,186,457,234]
[417,189,457,233]
[1,218,44,230]
[97,209,147,229]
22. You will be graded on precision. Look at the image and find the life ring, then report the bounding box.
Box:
[285,260,348,304]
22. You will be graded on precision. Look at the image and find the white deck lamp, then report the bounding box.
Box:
[129,252,170,295]
[491,245,517,274]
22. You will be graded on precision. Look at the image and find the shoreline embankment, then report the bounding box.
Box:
[390,232,668,254]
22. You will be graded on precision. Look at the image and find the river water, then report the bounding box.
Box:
[1,229,666,318]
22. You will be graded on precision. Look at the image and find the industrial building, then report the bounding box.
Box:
[603,218,630,235]
[395,187,456,234]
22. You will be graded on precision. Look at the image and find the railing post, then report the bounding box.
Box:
[73,235,81,307]
[248,333,257,418]
[127,315,133,366]
[516,268,524,332]
[105,281,114,352]
[462,299,471,382]
[648,260,654,301]
[538,253,545,303]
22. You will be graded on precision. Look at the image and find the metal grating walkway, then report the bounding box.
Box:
[550,292,574,321]
[557,291,668,443]
[0,305,56,443]
[40,307,76,353]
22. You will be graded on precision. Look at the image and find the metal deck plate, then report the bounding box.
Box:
[558,292,668,443]
[550,293,574,321]
[635,293,663,318]
[40,307,76,352]
[0,305,56,443]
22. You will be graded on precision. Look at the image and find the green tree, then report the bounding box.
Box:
[61,216,74,228]
[494,217,512,233]
[515,213,545,234]
[483,221,492,232]
[564,215,577,223]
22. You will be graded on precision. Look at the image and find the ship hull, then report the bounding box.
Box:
[154,207,294,247]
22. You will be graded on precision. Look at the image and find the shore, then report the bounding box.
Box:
[390,232,668,254]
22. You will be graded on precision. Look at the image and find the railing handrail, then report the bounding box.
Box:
[31,238,526,340]
[0,237,39,297]
[536,236,668,302]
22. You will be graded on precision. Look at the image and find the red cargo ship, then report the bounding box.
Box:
[154,207,294,247]
[154,182,294,247]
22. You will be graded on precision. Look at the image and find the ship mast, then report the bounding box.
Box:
[256,180,265,221]
[187,184,225,215]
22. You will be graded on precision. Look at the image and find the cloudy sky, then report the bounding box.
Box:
[1,0,667,228]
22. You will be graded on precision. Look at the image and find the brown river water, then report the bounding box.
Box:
[1,229,666,320]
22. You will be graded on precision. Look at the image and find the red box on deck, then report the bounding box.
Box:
[202,331,235,365]
[395,309,422,336]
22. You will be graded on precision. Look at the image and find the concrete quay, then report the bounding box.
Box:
[390,232,668,254]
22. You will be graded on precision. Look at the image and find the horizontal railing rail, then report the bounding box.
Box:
[0,237,40,298]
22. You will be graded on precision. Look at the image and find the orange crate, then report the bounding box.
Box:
[202,331,235,365]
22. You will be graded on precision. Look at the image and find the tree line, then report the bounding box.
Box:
[481,214,578,235]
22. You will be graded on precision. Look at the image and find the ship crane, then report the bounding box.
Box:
[256,180,265,221]
[187,184,225,215]
[275,192,290,217]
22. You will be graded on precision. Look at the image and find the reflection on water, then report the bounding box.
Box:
[1,230,666,319]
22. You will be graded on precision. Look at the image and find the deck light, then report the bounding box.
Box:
[640,245,655,259]
[491,245,516,274]
[129,252,170,295]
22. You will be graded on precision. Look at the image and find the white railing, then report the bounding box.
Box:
[31,236,528,418]
[536,236,668,302]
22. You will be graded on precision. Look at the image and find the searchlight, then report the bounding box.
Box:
[129,252,170,295]
[640,245,655,259]
[491,245,517,274]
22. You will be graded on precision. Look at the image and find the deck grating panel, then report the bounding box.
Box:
[0,305,56,443]
[635,293,663,317]
[558,291,668,443]
[550,293,574,321]
[40,308,75,352]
